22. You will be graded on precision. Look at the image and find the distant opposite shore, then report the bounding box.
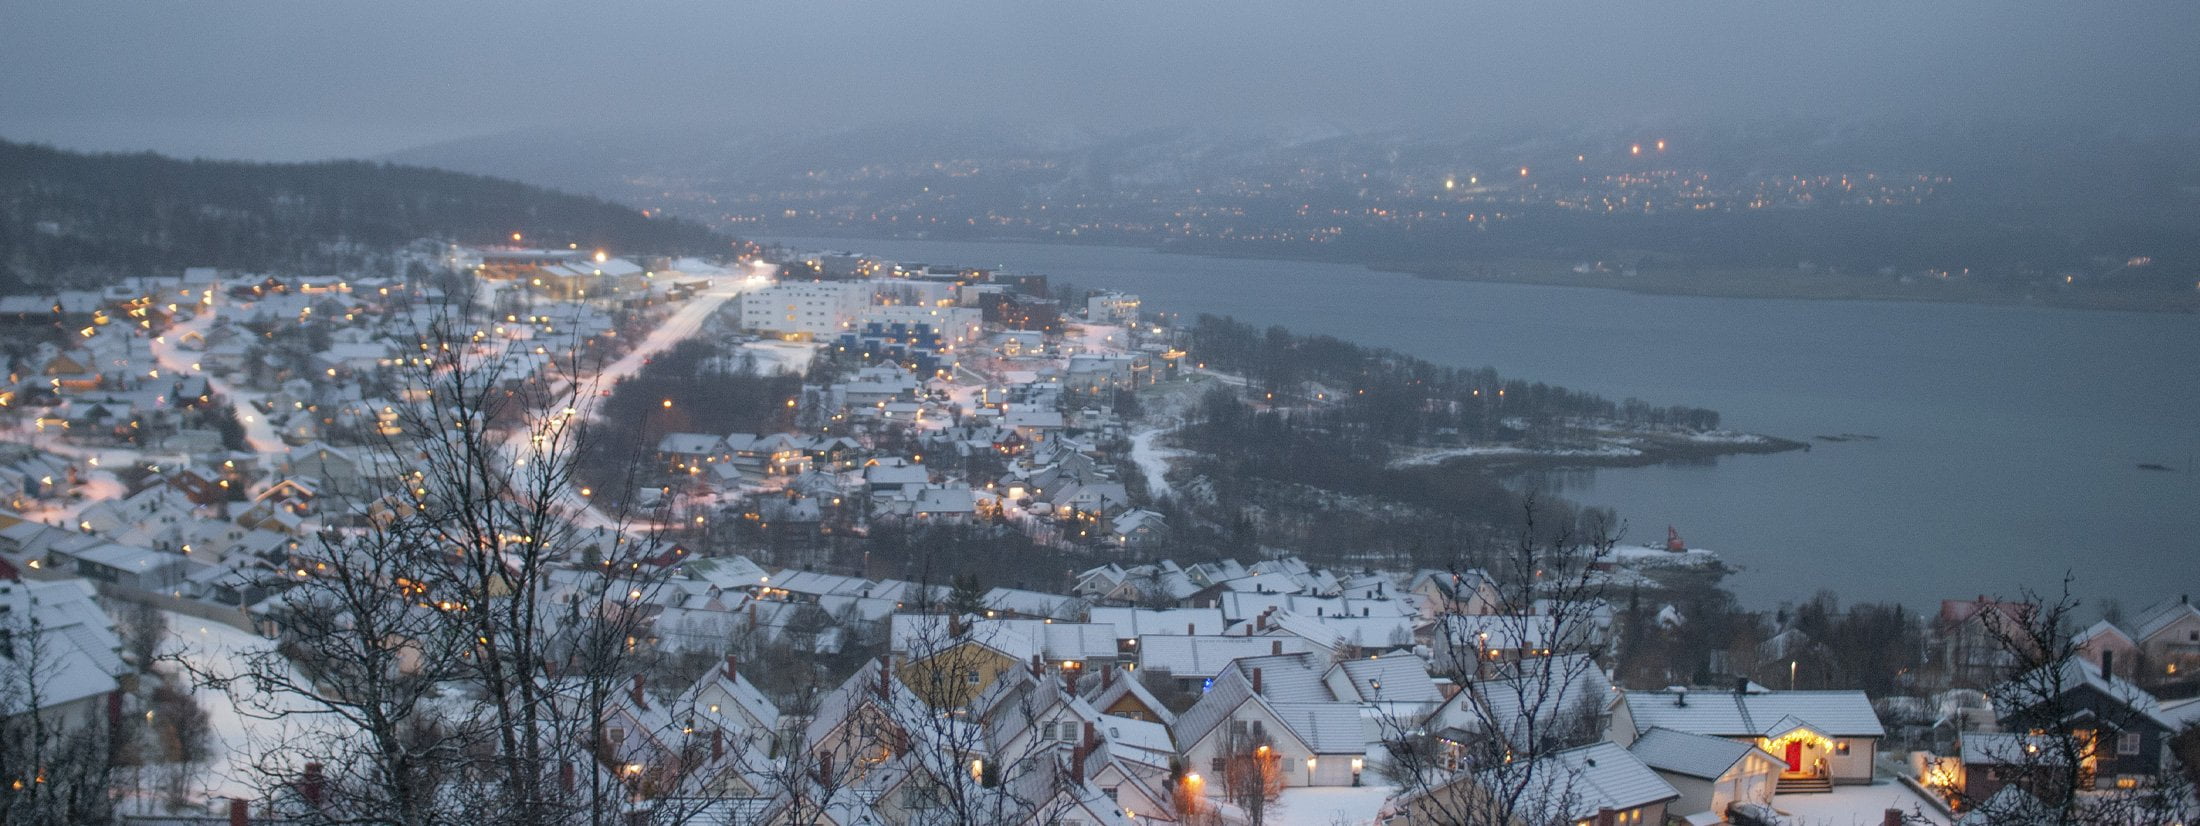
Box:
[759,228,2200,314]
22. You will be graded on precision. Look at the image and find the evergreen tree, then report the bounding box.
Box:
[947,573,986,616]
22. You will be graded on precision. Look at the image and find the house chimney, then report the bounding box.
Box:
[1595,807,1616,826]
[1674,687,1688,707]
[712,729,724,761]
[301,762,325,808]
[631,674,648,709]
[1186,623,1195,635]
[2100,649,2115,679]
[1032,653,1045,676]
[1883,809,1904,826]
[725,655,739,680]
[229,798,250,826]
[1069,741,1087,785]
[1101,666,1116,691]
[878,658,894,698]
[1272,640,1284,656]
[1084,721,1098,753]
[1252,668,1264,696]
[1065,666,1081,695]
[1736,677,1750,696]
[560,760,576,792]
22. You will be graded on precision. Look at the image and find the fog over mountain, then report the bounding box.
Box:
[5,1,2198,161]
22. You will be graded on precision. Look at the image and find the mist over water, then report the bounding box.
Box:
[771,236,2200,611]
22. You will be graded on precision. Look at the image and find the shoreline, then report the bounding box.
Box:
[1397,432,1810,475]
[756,229,2200,316]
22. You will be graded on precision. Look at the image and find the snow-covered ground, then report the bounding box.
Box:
[1610,543,1723,567]
[735,339,819,375]
[1772,779,1950,825]
[158,611,339,801]
[1271,785,1396,826]
[1128,425,1186,501]
[1388,443,1644,468]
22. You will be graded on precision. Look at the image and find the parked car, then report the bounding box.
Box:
[1729,802,1784,826]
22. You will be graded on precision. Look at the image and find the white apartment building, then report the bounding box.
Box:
[1087,291,1141,325]
[738,281,873,339]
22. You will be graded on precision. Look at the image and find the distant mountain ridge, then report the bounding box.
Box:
[0,139,741,293]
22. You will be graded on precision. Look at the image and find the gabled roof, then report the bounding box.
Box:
[0,579,125,711]
[1959,732,2069,766]
[655,432,721,455]
[1990,656,2177,731]
[1223,652,1332,703]
[1629,727,1783,780]
[1088,607,1225,639]
[1510,742,1679,821]
[1331,655,1443,703]
[1080,666,1177,726]
[1428,655,1612,748]
[1264,702,1367,754]
[1135,635,1310,678]
[2071,619,2134,649]
[1173,664,1368,757]
[1622,688,1885,738]
[2131,597,2200,643]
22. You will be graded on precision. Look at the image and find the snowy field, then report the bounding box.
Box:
[735,339,821,375]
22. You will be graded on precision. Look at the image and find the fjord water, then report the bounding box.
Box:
[771,237,2200,610]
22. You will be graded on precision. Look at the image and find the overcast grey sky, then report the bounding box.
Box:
[4,0,2196,161]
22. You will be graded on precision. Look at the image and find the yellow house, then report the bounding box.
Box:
[896,636,1025,708]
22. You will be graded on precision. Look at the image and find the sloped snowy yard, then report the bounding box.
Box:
[157,611,340,802]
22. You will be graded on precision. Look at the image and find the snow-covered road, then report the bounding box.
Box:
[504,267,768,531]
[151,308,286,454]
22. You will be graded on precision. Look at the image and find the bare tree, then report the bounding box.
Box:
[1377,499,1615,826]
[1950,575,2200,825]
[171,296,700,825]
[0,609,123,824]
[1216,726,1284,825]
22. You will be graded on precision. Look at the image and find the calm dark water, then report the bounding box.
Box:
[771,236,2200,610]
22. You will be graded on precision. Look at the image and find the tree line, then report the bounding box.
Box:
[1182,314,1720,442]
[0,139,741,293]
